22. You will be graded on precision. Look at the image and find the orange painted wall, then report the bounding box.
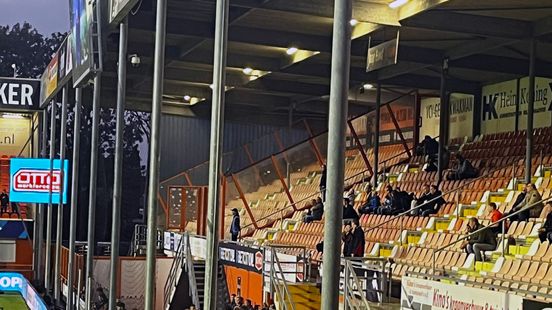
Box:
[224,266,263,306]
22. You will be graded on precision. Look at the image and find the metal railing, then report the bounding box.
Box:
[184,233,201,309]
[431,196,552,276]
[342,259,371,310]
[341,257,391,309]
[362,155,525,242]
[239,144,415,233]
[163,234,186,310]
[264,246,302,310]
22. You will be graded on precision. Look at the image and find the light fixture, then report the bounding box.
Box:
[1,113,26,119]
[349,19,358,26]
[209,84,214,89]
[286,47,298,55]
[242,67,253,75]
[363,83,374,90]
[249,76,259,81]
[183,95,191,101]
[389,0,409,9]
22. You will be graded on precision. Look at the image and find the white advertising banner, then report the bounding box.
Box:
[420,94,474,141]
[401,276,523,310]
[481,77,552,134]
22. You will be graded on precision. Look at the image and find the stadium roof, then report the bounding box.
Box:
[98,0,552,122]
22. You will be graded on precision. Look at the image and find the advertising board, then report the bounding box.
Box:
[70,0,95,86]
[39,35,73,106]
[219,242,264,273]
[0,272,47,310]
[420,94,474,141]
[9,158,69,204]
[109,0,140,25]
[401,276,523,310]
[0,78,41,112]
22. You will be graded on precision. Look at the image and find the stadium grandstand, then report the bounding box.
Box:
[3,0,552,309]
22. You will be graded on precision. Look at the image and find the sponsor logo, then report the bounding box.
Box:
[254,251,263,271]
[13,169,62,193]
[0,275,23,290]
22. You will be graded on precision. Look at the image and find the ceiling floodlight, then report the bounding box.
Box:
[242,67,253,75]
[286,47,298,55]
[363,83,374,90]
[183,95,191,101]
[350,19,359,26]
[389,0,409,9]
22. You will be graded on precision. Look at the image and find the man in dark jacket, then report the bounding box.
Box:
[418,135,439,157]
[230,208,241,241]
[420,185,446,217]
[319,164,327,202]
[305,198,324,223]
[350,219,365,257]
[0,189,9,214]
[343,197,359,221]
[342,223,353,257]
[538,202,552,243]
[462,218,496,261]
[447,154,478,180]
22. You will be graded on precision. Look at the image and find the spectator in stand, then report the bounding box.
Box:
[377,185,395,215]
[420,185,446,217]
[343,196,359,221]
[230,208,241,242]
[487,202,504,234]
[447,154,478,180]
[0,189,9,215]
[424,157,438,172]
[319,164,327,202]
[509,183,543,221]
[461,218,497,261]
[350,219,365,257]
[227,294,237,310]
[418,135,439,158]
[410,184,431,215]
[359,189,381,215]
[342,222,354,257]
[304,197,324,223]
[538,202,552,243]
[245,299,254,310]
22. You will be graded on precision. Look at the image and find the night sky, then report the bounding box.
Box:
[0,0,70,35]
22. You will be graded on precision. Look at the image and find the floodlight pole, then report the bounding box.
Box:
[438,58,449,183]
[144,0,167,308]
[204,0,229,308]
[321,0,352,309]
[67,87,82,310]
[45,100,57,291]
[34,109,49,283]
[373,83,381,188]
[85,72,102,310]
[54,85,69,301]
[525,38,536,184]
[108,18,128,310]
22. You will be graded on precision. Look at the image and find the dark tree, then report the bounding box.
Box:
[0,22,66,78]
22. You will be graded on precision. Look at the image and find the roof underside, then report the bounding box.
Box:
[99,0,552,123]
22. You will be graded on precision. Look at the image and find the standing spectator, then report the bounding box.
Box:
[342,222,353,257]
[10,201,19,217]
[350,219,365,257]
[487,202,504,234]
[461,218,497,261]
[509,184,543,221]
[418,135,439,158]
[538,202,552,243]
[0,189,9,215]
[319,164,327,202]
[342,197,359,221]
[230,208,241,242]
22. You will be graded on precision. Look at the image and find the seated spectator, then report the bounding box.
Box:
[350,219,365,257]
[410,184,431,215]
[508,183,543,221]
[377,185,396,215]
[461,218,497,261]
[487,202,504,234]
[420,185,446,217]
[424,158,438,172]
[538,202,552,243]
[343,197,359,220]
[359,190,381,215]
[342,222,353,257]
[447,154,478,180]
[304,198,324,223]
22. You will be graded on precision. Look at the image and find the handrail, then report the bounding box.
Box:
[266,246,297,310]
[185,234,201,309]
[362,155,525,235]
[431,196,552,275]
[343,259,371,310]
[163,234,185,309]
[238,145,415,233]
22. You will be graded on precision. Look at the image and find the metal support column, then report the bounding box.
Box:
[373,83,381,188]
[526,39,536,183]
[54,85,68,301]
[34,109,49,282]
[45,100,57,291]
[108,18,128,310]
[145,0,167,307]
[321,0,352,309]
[85,73,102,310]
[438,58,449,183]
[413,91,421,145]
[204,0,229,307]
[515,78,521,133]
[66,88,82,310]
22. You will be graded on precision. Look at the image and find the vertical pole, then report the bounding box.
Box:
[526,39,536,184]
[108,18,128,310]
[144,0,166,310]
[86,73,102,310]
[373,84,381,188]
[515,78,520,133]
[34,110,49,282]
[66,88,82,310]
[321,0,351,309]
[45,100,57,291]
[204,0,229,307]
[438,58,449,183]
[54,86,68,301]
[413,91,421,145]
